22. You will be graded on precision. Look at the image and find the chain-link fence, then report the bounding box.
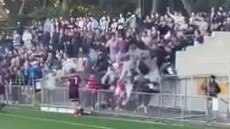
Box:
[4,85,34,106]
[78,89,230,124]
[41,87,71,108]
[40,74,230,125]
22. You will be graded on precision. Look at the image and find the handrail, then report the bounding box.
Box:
[162,74,229,79]
[219,98,229,104]
[77,88,229,99]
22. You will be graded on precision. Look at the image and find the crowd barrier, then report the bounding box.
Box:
[4,85,34,106]
[40,87,230,124]
[39,74,230,125]
[4,73,229,125]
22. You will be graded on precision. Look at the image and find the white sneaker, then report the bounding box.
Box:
[115,107,123,111]
[137,104,144,110]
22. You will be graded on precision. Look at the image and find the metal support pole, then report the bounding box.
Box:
[181,96,185,122]
[185,77,188,113]
[41,80,44,107]
[228,60,230,118]
[160,76,163,120]
[32,78,36,106]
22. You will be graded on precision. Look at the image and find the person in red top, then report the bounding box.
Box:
[115,79,127,110]
[86,74,102,109]
[86,74,102,93]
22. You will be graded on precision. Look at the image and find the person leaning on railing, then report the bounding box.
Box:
[208,75,221,98]
[200,75,221,97]
[202,75,221,118]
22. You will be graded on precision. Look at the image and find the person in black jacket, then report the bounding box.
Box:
[208,75,221,97]
[93,52,110,78]
[51,31,60,50]
[206,75,221,119]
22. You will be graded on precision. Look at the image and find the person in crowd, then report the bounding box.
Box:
[41,30,51,46]
[100,16,108,32]
[207,75,221,119]
[101,66,116,90]
[93,52,110,78]
[12,31,21,48]
[0,6,229,110]
[22,29,33,49]
[127,14,137,30]
[114,79,127,110]
[89,17,99,31]
[106,33,119,62]
[207,75,221,98]
[118,14,125,30]
[44,69,57,104]
[86,74,102,109]
[111,18,118,32]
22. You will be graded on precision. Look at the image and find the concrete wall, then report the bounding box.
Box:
[176,32,230,76]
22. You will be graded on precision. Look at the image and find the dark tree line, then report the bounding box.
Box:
[1,0,230,25]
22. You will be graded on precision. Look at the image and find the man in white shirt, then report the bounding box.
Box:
[111,18,118,32]
[90,17,99,31]
[118,14,125,30]
[22,29,33,49]
[78,17,85,29]
[13,30,21,47]
[100,16,108,32]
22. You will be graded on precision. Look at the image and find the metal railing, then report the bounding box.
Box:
[4,85,34,106]
[37,74,230,125]
[39,86,230,125]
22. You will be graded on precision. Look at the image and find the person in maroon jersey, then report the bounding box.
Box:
[62,69,82,114]
[68,69,81,102]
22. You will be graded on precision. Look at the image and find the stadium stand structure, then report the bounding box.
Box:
[176,32,230,76]
[175,32,230,120]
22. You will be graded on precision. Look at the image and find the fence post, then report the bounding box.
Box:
[159,76,163,120]
[181,95,185,122]
[41,81,44,107]
[32,78,35,106]
[228,61,230,118]
[185,77,188,114]
[17,86,20,104]
[63,87,66,106]
[95,90,100,110]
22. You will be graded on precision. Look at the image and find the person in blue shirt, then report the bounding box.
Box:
[25,62,43,86]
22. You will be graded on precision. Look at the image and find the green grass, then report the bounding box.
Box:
[0,106,226,129]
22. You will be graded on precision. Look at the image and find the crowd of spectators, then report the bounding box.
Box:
[0,6,230,91]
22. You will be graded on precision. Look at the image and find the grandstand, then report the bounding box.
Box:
[1,3,230,129]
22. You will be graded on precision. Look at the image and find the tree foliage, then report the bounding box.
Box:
[2,0,230,26]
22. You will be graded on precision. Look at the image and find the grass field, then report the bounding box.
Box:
[0,106,226,129]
